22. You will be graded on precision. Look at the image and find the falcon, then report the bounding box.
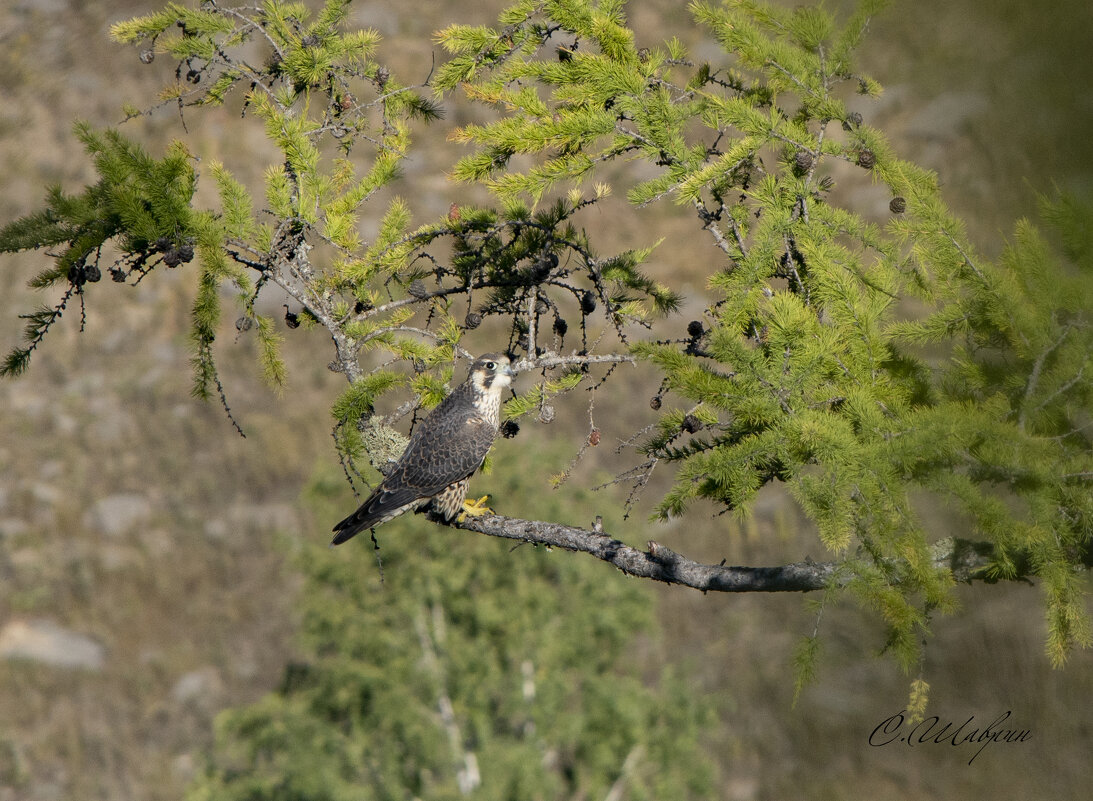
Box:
[331,353,516,545]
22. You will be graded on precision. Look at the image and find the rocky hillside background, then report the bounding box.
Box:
[1,1,1091,799]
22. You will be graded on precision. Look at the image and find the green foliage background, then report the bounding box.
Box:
[191,450,713,801]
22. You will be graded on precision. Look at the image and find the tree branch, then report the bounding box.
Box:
[414,603,480,795]
[446,512,838,592]
[441,513,1089,593]
[512,352,636,372]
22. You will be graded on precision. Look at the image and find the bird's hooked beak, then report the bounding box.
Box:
[495,359,516,390]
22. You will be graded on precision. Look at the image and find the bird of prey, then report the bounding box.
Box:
[331,353,516,545]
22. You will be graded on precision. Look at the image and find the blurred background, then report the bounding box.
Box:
[1,0,1091,799]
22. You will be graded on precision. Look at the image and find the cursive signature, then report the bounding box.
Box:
[869,710,1032,765]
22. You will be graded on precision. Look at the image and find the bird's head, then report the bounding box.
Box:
[469,353,516,396]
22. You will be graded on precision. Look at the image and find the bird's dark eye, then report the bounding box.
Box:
[486,361,496,370]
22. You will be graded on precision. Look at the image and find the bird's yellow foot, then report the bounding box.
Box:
[458,495,493,521]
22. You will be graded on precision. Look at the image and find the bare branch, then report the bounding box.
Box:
[526,288,538,358]
[603,744,645,801]
[441,513,1088,593]
[414,604,481,795]
[512,352,636,372]
[447,512,838,592]
[695,198,734,255]
[1019,324,1073,430]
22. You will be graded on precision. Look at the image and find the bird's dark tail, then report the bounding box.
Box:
[330,492,377,545]
[330,485,417,545]
[330,517,366,546]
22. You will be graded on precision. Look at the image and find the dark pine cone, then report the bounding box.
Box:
[889,196,907,214]
[530,252,558,281]
[284,305,300,329]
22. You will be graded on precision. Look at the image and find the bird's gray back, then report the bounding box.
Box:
[391,380,498,495]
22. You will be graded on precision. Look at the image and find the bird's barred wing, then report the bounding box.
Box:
[395,411,497,496]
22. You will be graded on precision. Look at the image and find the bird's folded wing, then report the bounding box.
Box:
[398,412,496,494]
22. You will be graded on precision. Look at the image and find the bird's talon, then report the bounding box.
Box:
[458,495,493,520]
